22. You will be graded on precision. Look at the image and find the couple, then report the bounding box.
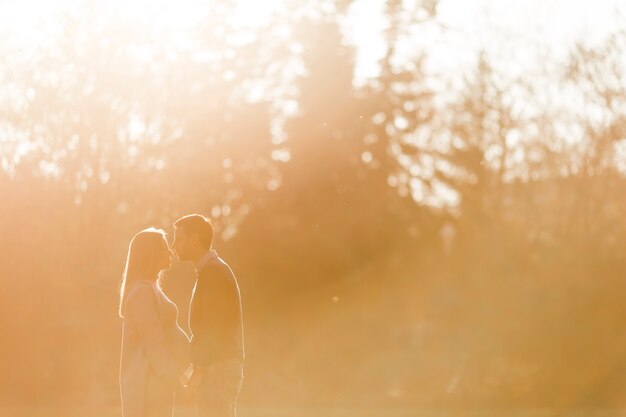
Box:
[118,214,245,417]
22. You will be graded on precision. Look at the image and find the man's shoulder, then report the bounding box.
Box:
[198,258,237,283]
[199,258,236,281]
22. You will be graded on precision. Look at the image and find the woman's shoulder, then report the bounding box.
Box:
[128,280,154,291]
[154,284,173,302]
[126,281,157,303]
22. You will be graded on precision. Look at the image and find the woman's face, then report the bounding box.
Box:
[156,240,173,272]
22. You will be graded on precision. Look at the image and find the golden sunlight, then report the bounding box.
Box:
[0,0,52,44]
[109,0,208,30]
[108,0,285,32]
[3,0,626,416]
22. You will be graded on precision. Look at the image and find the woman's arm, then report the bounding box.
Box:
[126,284,178,379]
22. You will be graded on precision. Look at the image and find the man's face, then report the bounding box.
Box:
[172,227,193,262]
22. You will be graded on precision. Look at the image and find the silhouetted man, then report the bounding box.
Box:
[172,214,244,417]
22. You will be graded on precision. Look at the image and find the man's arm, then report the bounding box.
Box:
[189,271,218,367]
[190,266,235,366]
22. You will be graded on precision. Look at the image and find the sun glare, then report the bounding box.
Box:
[0,0,288,47]
[109,0,209,31]
[107,0,285,32]
[230,0,285,29]
[0,0,54,44]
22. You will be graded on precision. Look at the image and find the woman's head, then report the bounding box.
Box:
[118,227,172,318]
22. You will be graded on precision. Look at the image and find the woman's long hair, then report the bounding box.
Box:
[118,227,169,318]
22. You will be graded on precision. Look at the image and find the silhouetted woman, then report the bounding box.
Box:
[119,228,190,417]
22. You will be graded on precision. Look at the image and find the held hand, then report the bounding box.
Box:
[174,380,187,397]
[186,366,204,393]
[177,383,195,402]
[165,376,185,397]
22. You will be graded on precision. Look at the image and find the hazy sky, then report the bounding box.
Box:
[345,0,626,84]
[1,0,624,87]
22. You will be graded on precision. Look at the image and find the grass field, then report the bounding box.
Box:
[1,407,625,417]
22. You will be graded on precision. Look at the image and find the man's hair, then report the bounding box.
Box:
[174,214,214,250]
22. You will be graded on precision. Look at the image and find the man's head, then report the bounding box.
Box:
[173,214,214,263]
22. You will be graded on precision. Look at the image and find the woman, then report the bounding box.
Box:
[119,228,191,417]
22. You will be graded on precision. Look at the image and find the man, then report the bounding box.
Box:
[172,214,244,417]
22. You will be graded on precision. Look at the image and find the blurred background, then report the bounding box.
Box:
[2,0,626,415]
